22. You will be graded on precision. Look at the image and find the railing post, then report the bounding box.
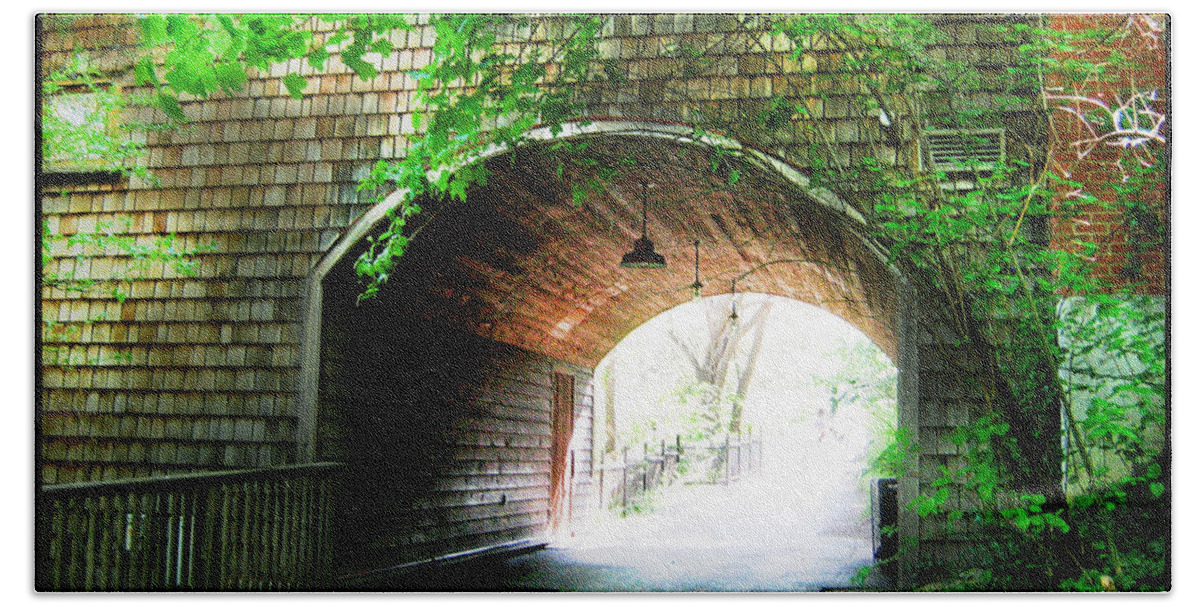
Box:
[642,443,648,494]
[745,431,750,475]
[315,471,336,589]
[724,434,731,485]
[660,439,667,485]
[729,431,739,482]
[597,456,605,511]
[742,431,747,476]
[621,447,628,509]
[708,440,715,484]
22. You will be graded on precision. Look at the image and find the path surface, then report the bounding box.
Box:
[370,426,883,592]
[500,430,880,591]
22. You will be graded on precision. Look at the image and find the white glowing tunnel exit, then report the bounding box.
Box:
[550,294,899,591]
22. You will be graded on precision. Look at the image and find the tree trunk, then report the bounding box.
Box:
[669,295,774,436]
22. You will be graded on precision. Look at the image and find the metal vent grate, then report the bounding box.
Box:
[923,129,1004,172]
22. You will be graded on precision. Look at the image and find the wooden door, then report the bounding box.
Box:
[549,372,575,532]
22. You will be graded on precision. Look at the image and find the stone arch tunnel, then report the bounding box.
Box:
[303,121,916,580]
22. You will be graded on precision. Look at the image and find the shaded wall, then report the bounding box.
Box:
[318,263,593,574]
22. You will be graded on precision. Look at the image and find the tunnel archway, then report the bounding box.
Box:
[297,119,921,579]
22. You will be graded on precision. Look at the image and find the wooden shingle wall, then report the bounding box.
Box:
[41,13,957,483]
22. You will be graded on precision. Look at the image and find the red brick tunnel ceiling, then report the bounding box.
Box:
[331,135,900,367]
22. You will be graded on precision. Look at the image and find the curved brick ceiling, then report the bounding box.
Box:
[327,135,900,366]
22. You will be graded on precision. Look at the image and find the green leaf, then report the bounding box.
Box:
[307,46,330,70]
[370,37,394,55]
[214,62,247,93]
[156,93,186,121]
[134,57,159,86]
[208,19,237,58]
[1149,482,1165,498]
[165,15,198,41]
[140,15,169,45]
[1013,512,1031,531]
[1043,512,1070,533]
[282,73,308,99]
[345,56,379,81]
[1146,462,1162,480]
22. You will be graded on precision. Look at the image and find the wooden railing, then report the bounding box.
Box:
[595,433,762,511]
[678,432,762,486]
[596,440,681,512]
[36,462,343,591]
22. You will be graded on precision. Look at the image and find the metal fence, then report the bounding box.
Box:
[36,462,343,591]
[595,432,762,511]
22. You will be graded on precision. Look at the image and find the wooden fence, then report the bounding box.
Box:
[36,462,343,591]
[594,433,762,511]
[683,431,762,486]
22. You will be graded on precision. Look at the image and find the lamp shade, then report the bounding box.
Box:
[620,236,666,268]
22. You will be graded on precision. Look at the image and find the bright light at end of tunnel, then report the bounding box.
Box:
[557,293,898,589]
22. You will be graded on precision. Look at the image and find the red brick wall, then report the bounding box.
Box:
[1047,14,1168,294]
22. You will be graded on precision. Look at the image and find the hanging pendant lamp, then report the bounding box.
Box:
[689,239,703,299]
[620,183,666,269]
